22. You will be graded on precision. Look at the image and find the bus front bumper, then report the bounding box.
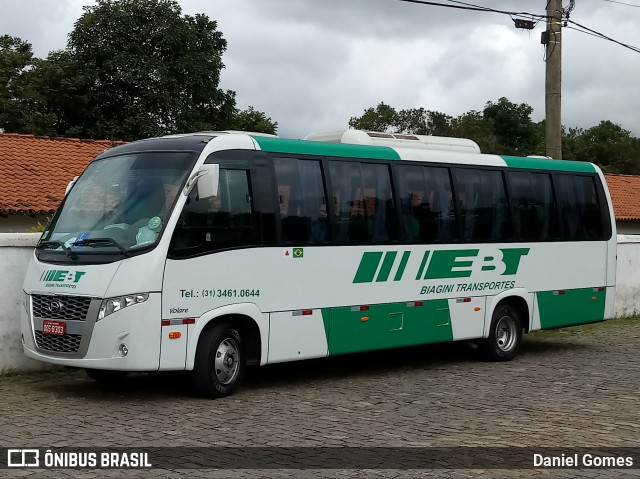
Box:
[21,293,162,371]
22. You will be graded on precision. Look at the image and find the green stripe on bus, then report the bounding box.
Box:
[502,156,596,173]
[252,136,401,160]
[324,299,453,356]
[415,251,430,280]
[537,287,606,329]
[321,309,331,345]
[394,251,411,281]
[376,252,398,282]
[353,252,383,283]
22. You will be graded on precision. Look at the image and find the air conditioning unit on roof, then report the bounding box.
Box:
[304,129,481,154]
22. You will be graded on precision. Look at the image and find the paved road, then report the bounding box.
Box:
[1,318,640,478]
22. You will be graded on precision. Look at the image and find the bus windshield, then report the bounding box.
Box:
[38,151,196,261]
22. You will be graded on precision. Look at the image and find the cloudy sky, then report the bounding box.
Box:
[1,0,639,139]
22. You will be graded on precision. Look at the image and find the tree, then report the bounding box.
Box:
[231,106,277,134]
[63,0,274,140]
[450,110,500,154]
[349,103,455,136]
[349,102,398,132]
[563,121,640,174]
[482,97,544,156]
[349,97,548,156]
[0,35,56,135]
[21,50,88,136]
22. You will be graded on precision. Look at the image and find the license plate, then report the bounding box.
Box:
[42,320,65,336]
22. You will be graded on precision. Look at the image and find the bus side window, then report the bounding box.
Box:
[455,168,510,243]
[273,157,328,245]
[169,169,260,256]
[328,161,396,244]
[396,164,456,243]
[555,174,604,241]
[509,171,559,241]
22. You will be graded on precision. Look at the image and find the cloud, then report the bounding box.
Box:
[0,0,87,57]
[1,0,639,139]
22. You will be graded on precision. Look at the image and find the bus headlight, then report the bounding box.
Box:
[98,293,149,321]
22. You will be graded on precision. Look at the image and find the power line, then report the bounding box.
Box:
[443,0,493,12]
[398,0,640,55]
[397,0,548,20]
[603,0,640,8]
[566,19,640,53]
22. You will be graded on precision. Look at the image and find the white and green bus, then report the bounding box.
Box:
[21,129,616,398]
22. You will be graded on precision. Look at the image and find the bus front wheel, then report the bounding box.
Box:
[192,323,245,398]
[479,305,523,361]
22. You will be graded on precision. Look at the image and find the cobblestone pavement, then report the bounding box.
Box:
[1,318,640,478]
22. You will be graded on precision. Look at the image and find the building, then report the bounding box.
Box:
[0,134,120,232]
[604,174,640,235]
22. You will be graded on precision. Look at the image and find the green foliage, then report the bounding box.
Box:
[0,1,276,140]
[349,102,398,133]
[482,97,544,156]
[67,0,235,140]
[349,97,545,156]
[450,110,500,153]
[349,97,640,172]
[23,50,87,136]
[0,35,57,135]
[231,106,278,135]
[30,217,51,233]
[349,104,455,137]
[563,121,640,174]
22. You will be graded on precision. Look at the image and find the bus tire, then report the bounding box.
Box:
[192,323,245,398]
[85,369,128,384]
[479,304,523,361]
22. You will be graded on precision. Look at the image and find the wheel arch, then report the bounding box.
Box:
[486,289,533,335]
[186,303,268,370]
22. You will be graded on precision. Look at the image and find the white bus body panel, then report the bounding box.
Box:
[268,310,328,363]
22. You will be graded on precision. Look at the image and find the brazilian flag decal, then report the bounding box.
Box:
[293,247,304,258]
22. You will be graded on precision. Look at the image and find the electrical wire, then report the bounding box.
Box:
[564,0,576,16]
[442,0,493,12]
[603,0,640,7]
[566,20,640,53]
[398,0,640,55]
[398,0,548,20]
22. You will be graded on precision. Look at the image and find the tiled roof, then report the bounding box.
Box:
[0,133,123,215]
[604,174,640,222]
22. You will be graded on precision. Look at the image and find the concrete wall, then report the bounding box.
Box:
[1,234,639,372]
[614,235,640,318]
[617,222,640,235]
[0,214,50,233]
[0,233,57,372]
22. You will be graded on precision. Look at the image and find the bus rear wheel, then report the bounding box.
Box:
[192,323,245,398]
[479,304,523,361]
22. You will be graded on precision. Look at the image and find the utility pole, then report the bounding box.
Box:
[545,0,563,159]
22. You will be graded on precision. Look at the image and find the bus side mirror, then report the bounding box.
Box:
[65,176,79,195]
[196,164,220,199]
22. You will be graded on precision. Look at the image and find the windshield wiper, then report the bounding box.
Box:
[37,240,78,260]
[71,238,129,257]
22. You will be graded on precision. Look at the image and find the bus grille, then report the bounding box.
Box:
[35,331,82,353]
[32,295,91,321]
